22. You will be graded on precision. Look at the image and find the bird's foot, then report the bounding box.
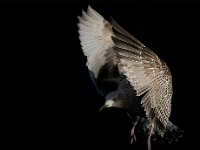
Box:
[130,130,137,144]
[130,117,139,144]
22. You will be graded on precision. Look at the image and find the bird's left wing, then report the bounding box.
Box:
[110,18,172,135]
[77,6,114,78]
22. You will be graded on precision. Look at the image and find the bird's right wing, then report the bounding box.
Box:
[77,6,114,78]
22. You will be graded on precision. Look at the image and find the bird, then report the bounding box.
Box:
[77,5,183,150]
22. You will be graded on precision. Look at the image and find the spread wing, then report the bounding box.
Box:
[77,6,172,135]
[111,18,172,135]
[77,5,114,78]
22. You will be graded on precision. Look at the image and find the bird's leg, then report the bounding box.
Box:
[127,114,139,144]
[147,123,154,150]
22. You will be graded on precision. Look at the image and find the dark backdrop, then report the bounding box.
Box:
[2,0,199,150]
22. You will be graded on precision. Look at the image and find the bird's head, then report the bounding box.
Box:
[99,98,121,112]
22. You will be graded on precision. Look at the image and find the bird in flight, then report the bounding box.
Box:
[77,5,183,150]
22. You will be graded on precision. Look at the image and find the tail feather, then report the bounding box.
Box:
[135,118,184,144]
[152,121,184,144]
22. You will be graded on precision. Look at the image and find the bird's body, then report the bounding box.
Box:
[77,5,183,149]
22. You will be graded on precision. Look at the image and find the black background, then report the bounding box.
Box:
[2,0,200,149]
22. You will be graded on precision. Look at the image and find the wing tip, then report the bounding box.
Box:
[88,4,92,10]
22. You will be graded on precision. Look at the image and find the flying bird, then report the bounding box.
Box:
[77,5,183,150]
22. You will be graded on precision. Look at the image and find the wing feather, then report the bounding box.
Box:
[77,6,114,78]
[110,17,145,48]
[111,19,172,135]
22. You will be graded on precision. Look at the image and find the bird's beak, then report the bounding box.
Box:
[99,105,107,112]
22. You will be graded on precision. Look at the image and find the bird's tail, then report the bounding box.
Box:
[152,121,184,144]
[135,118,184,144]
